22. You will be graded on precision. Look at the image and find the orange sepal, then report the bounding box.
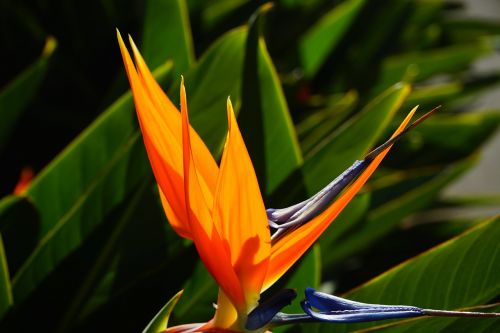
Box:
[128,37,219,196]
[180,84,245,310]
[212,99,271,308]
[117,31,220,240]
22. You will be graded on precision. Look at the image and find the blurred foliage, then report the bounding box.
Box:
[0,0,499,332]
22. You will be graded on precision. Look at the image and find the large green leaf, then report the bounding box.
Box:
[201,0,251,30]
[0,235,12,320]
[416,112,500,157]
[303,83,411,194]
[403,76,500,112]
[55,181,151,332]
[142,0,194,74]
[178,28,247,154]
[327,155,476,265]
[329,216,500,332]
[0,195,39,277]
[299,0,365,78]
[298,91,358,154]
[272,245,322,333]
[283,244,321,314]
[376,37,497,91]
[403,82,463,110]
[388,110,500,167]
[143,290,184,333]
[173,261,217,324]
[319,193,370,267]
[0,37,56,150]
[398,0,443,51]
[356,304,500,332]
[336,0,409,88]
[67,187,186,332]
[10,63,173,304]
[239,4,302,194]
[444,19,500,43]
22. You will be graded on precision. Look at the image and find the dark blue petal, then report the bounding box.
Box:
[302,288,424,323]
[276,160,366,227]
[245,289,297,330]
[267,201,309,223]
[301,300,423,323]
[305,287,369,311]
[269,159,366,242]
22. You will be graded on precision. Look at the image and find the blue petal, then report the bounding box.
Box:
[302,288,424,323]
[245,289,297,330]
[269,159,366,242]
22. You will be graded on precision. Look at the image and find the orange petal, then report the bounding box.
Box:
[181,85,245,309]
[263,107,418,290]
[118,31,219,240]
[117,30,191,238]
[212,99,271,308]
[128,36,219,197]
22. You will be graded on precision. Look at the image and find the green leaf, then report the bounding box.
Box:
[327,156,476,264]
[299,0,365,78]
[0,234,13,320]
[303,83,411,194]
[398,0,443,50]
[403,82,463,111]
[55,181,151,333]
[0,37,56,150]
[0,195,39,277]
[284,244,321,313]
[10,63,173,304]
[70,187,183,329]
[240,4,303,194]
[329,216,500,332]
[438,195,500,209]
[338,0,409,84]
[416,112,500,158]
[376,38,497,91]
[298,91,358,154]
[178,28,247,154]
[143,290,184,333]
[357,304,500,332]
[0,195,30,224]
[201,0,251,30]
[390,110,500,167]
[319,193,370,267]
[142,0,194,74]
[173,261,217,324]
[444,19,500,43]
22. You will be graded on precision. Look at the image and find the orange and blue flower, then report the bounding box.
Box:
[117,31,498,332]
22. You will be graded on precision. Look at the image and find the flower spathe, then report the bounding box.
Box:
[117,30,417,332]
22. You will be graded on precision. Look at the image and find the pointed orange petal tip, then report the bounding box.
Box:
[116,29,126,52]
[409,105,418,117]
[226,97,234,129]
[128,34,141,59]
[181,76,186,103]
[180,77,187,115]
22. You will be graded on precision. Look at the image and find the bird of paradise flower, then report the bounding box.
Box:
[117,31,499,333]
